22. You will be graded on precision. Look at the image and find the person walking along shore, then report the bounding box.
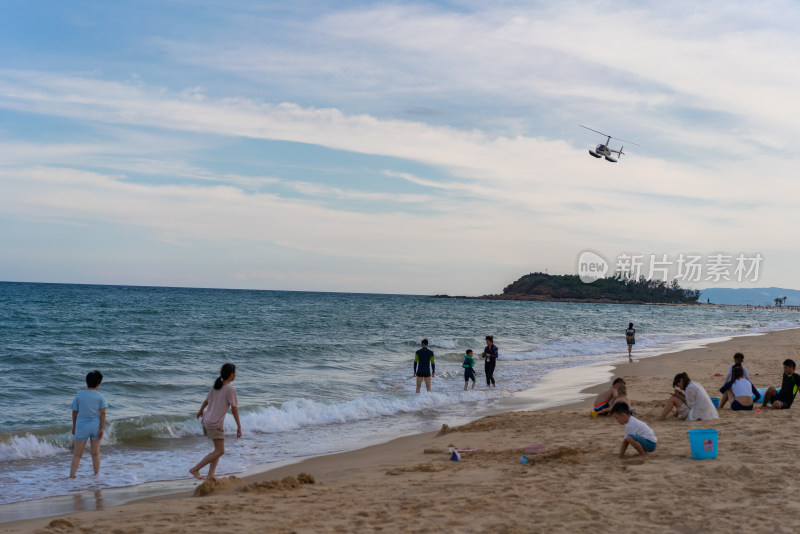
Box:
[625,323,636,362]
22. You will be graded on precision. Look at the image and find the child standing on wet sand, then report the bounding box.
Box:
[190,363,242,480]
[70,370,108,478]
[463,350,477,390]
[611,403,656,457]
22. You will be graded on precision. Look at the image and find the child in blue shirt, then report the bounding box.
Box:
[70,370,108,478]
[463,350,476,391]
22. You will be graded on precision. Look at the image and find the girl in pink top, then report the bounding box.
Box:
[190,363,242,480]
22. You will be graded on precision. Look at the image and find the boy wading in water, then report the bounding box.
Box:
[190,363,242,480]
[70,370,108,478]
[463,349,477,390]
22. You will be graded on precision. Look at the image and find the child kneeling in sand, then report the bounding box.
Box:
[612,403,656,457]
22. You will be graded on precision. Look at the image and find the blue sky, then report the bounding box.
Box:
[1,0,799,294]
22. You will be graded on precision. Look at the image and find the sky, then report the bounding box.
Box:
[1,0,799,295]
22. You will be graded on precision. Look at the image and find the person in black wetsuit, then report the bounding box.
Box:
[414,339,435,393]
[762,359,800,409]
[483,335,498,387]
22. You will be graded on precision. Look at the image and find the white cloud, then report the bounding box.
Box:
[2,2,800,291]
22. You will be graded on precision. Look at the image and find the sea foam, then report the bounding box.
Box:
[0,434,68,461]
[236,390,485,435]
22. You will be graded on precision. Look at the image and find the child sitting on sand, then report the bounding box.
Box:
[595,384,635,416]
[611,403,656,457]
[724,353,750,382]
[592,378,625,416]
[463,350,477,390]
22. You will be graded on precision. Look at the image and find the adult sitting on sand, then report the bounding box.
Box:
[719,353,751,408]
[761,359,800,410]
[718,365,759,411]
[656,372,718,421]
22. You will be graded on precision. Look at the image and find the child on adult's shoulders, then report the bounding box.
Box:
[611,403,656,458]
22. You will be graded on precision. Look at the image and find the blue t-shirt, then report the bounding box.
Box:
[70,389,108,421]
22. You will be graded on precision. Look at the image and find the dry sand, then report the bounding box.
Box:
[5,328,800,533]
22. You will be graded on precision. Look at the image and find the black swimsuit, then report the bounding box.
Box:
[483,345,498,386]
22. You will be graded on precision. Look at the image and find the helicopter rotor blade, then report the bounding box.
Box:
[579,125,609,137]
[612,137,639,147]
[579,125,640,146]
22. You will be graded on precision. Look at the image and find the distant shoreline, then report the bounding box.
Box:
[430,294,800,309]
[430,294,684,305]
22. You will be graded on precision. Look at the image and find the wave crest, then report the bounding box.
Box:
[0,434,68,461]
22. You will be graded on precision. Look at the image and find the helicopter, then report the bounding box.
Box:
[579,125,639,162]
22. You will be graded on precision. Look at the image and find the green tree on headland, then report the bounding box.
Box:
[497,272,701,304]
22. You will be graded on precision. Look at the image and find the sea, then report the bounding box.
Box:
[2,281,799,516]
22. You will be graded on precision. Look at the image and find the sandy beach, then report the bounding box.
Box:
[5,328,800,533]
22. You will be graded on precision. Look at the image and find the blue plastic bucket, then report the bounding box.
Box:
[687,429,718,459]
[710,397,720,408]
[755,387,779,403]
